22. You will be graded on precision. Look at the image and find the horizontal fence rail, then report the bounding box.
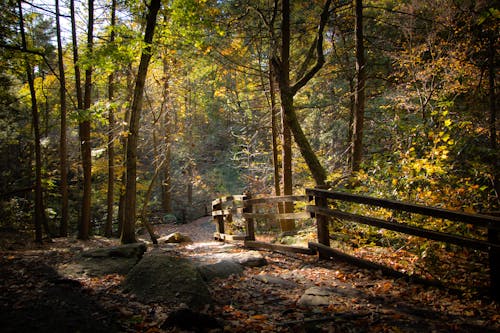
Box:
[212,189,500,299]
[305,188,500,300]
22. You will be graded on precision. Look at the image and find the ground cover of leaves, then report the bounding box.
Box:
[0,221,499,333]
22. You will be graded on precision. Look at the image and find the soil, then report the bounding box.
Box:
[0,219,499,332]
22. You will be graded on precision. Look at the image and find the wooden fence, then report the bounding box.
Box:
[212,189,500,299]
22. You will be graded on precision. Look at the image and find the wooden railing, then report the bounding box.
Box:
[211,194,314,254]
[212,189,500,299]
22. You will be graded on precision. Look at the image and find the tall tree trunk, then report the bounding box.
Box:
[121,0,161,244]
[55,0,68,237]
[280,95,294,231]
[19,0,44,243]
[272,0,330,189]
[105,0,117,238]
[279,0,294,232]
[488,33,498,197]
[269,67,281,197]
[161,57,172,213]
[350,0,366,172]
[78,0,94,240]
[117,64,134,237]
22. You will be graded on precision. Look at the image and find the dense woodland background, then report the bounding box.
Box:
[0,0,498,246]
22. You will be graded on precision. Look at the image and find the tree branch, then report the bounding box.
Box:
[291,0,332,96]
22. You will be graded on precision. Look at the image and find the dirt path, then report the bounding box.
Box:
[1,225,499,332]
[141,215,215,242]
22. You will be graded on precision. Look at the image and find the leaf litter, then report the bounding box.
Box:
[0,226,499,332]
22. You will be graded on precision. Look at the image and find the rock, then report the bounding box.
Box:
[123,254,212,309]
[158,232,192,244]
[81,243,147,259]
[58,243,146,277]
[197,260,244,281]
[297,287,332,307]
[211,250,267,267]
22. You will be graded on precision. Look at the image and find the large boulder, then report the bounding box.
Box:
[210,250,267,267]
[58,243,146,277]
[123,254,212,310]
[197,260,244,282]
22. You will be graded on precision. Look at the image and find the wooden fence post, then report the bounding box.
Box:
[489,227,500,300]
[315,188,330,248]
[213,200,224,236]
[244,193,255,241]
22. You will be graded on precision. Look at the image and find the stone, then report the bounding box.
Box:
[197,260,244,281]
[297,287,332,307]
[123,254,212,309]
[81,243,147,259]
[58,243,146,277]
[158,232,192,244]
[211,250,267,267]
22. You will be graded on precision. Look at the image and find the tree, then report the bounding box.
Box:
[105,0,117,238]
[18,0,45,242]
[271,0,331,188]
[161,56,173,214]
[121,0,161,244]
[350,0,366,172]
[77,0,94,240]
[55,0,68,237]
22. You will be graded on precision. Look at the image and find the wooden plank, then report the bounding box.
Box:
[211,195,247,206]
[245,195,309,206]
[245,240,315,255]
[306,188,500,230]
[211,207,243,216]
[307,205,500,252]
[243,193,255,241]
[242,212,311,220]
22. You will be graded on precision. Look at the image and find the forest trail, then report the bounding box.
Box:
[0,223,499,332]
[148,215,215,242]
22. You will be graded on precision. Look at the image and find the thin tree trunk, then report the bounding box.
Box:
[122,0,161,244]
[161,57,172,213]
[117,64,134,237]
[19,0,44,242]
[269,67,281,197]
[78,0,94,240]
[350,0,366,172]
[105,0,117,238]
[281,96,294,231]
[55,0,68,237]
[139,161,166,245]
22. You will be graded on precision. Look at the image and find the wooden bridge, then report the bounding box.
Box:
[212,188,500,300]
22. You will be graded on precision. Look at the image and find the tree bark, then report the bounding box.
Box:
[271,0,330,188]
[350,0,366,172]
[105,0,117,238]
[488,33,499,200]
[161,56,172,213]
[269,67,281,198]
[281,95,294,231]
[121,0,161,244]
[117,64,134,237]
[55,0,68,237]
[78,0,94,240]
[19,0,44,243]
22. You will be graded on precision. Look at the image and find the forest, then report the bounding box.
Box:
[0,0,498,241]
[0,0,499,331]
